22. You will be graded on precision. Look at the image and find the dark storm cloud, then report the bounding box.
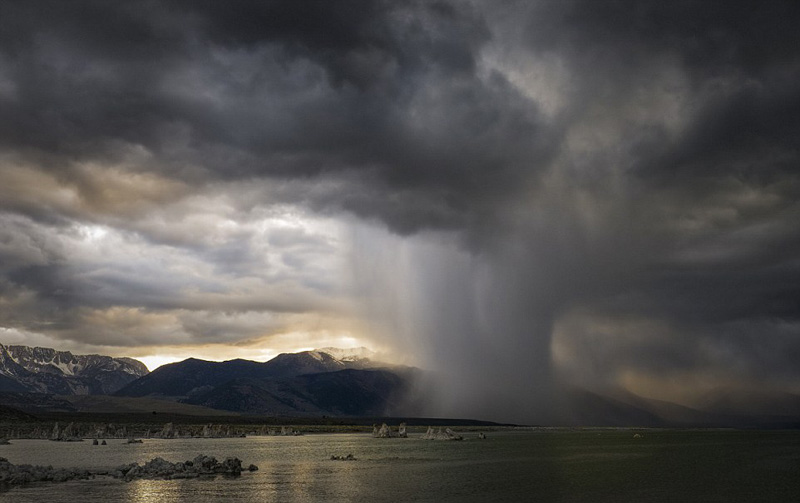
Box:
[497,2,800,412]
[0,0,554,233]
[1,0,800,419]
[347,1,800,418]
[525,0,800,194]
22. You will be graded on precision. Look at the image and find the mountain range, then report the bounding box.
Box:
[0,344,413,418]
[0,343,148,395]
[113,349,412,417]
[1,343,800,427]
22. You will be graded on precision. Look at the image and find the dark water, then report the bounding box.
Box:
[1,430,799,502]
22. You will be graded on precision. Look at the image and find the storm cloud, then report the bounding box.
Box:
[1,0,799,421]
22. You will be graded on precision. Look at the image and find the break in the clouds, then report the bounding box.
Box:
[1,0,799,422]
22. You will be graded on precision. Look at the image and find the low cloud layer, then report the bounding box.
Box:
[1,1,799,421]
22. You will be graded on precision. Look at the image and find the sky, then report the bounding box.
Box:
[1,1,799,422]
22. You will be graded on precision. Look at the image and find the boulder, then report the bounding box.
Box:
[330,454,357,461]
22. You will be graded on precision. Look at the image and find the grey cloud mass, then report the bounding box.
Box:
[0,0,799,422]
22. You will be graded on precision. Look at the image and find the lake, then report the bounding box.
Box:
[0,429,798,502]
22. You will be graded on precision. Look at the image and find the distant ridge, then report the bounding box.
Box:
[113,348,412,417]
[0,343,149,395]
[114,349,392,399]
[550,386,800,429]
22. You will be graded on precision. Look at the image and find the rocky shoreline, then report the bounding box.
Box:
[0,454,258,488]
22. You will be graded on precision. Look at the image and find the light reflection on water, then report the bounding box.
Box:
[126,479,181,503]
[0,434,454,503]
[1,430,799,502]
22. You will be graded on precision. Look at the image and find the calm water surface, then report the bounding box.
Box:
[1,430,799,502]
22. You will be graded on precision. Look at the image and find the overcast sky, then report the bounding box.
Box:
[1,1,799,421]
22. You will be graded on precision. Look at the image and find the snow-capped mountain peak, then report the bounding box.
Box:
[0,343,149,395]
[315,347,377,362]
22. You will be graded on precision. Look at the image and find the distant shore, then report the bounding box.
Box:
[0,413,510,440]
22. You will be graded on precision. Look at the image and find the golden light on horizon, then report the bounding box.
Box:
[132,333,380,371]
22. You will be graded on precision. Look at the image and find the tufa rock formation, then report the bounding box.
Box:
[373,422,409,438]
[421,427,463,441]
[0,455,257,487]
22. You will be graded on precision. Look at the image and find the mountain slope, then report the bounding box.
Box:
[604,389,728,426]
[185,369,409,416]
[553,387,666,427]
[697,388,800,418]
[0,344,148,395]
[0,402,36,421]
[113,358,267,398]
[61,395,239,416]
[559,387,800,428]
